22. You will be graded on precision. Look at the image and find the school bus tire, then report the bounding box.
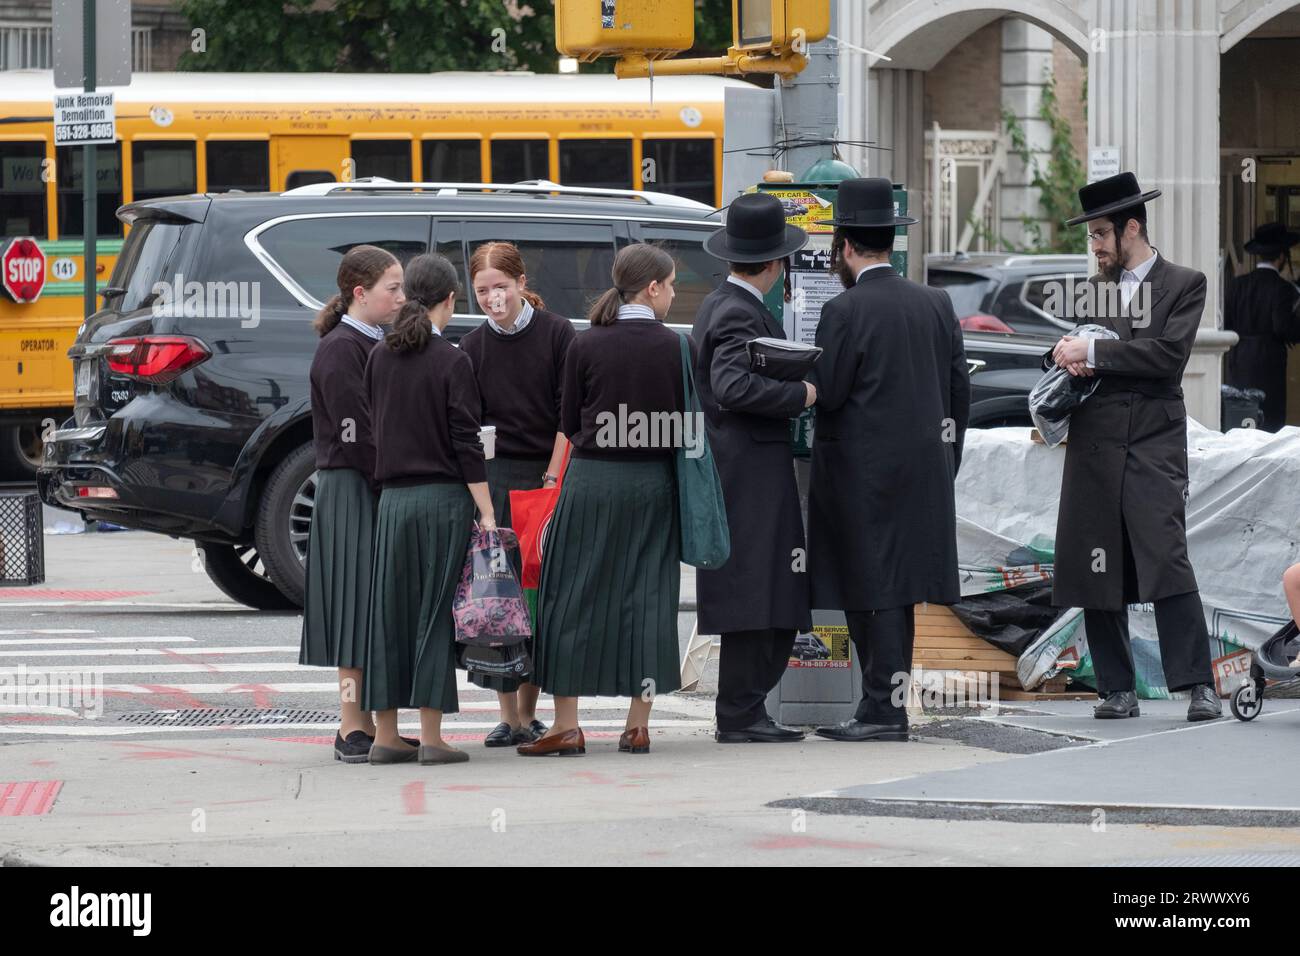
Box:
[0,421,44,482]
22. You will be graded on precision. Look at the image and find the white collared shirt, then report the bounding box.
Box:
[340,314,385,341]
[429,322,443,337]
[617,303,657,322]
[856,262,893,282]
[1087,251,1158,367]
[726,274,765,303]
[1257,263,1279,273]
[487,299,534,336]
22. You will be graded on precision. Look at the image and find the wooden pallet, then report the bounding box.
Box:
[911,603,1085,698]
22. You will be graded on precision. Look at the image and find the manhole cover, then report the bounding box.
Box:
[118,708,337,727]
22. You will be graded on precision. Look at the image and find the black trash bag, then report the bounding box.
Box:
[950,581,1065,658]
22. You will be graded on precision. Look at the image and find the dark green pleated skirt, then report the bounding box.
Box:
[486,454,548,532]
[534,456,682,698]
[363,482,474,712]
[299,467,375,669]
[467,455,548,693]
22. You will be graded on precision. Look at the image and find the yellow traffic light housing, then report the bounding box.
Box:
[734,0,830,54]
[555,0,695,63]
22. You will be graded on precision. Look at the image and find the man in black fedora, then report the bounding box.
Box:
[1224,221,1300,430]
[806,177,971,741]
[1049,171,1220,721]
[692,191,816,744]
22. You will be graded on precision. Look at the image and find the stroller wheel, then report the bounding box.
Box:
[1230,681,1263,721]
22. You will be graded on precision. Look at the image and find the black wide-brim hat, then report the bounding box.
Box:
[1245,221,1300,255]
[826,176,917,227]
[704,192,808,263]
[1065,171,1161,227]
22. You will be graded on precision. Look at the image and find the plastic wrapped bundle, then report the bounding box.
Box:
[1028,324,1119,447]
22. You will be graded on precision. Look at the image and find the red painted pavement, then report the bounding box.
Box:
[0,780,62,816]
[0,589,154,601]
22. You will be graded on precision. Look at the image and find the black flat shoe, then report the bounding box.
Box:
[1094,690,1140,719]
[813,720,908,742]
[716,715,805,743]
[334,730,372,764]
[512,719,548,745]
[484,722,516,748]
[1186,684,1223,722]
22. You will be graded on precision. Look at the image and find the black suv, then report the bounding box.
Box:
[925,251,1090,338]
[40,181,1049,609]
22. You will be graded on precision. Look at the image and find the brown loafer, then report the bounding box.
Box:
[618,726,650,754]
[517,727,586,757]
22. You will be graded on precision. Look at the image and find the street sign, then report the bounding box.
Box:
[52,0,132,89]
[1,238,48,304]
[53,90,116,147]
[1088,146,1120,183]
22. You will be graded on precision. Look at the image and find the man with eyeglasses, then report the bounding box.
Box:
[1046,172,1221,723]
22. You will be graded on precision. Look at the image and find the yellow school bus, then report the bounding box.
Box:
[0,69,738,478]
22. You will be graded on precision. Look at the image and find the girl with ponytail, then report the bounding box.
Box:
[458,241,577,747]
[520,243,693,758]
[362,253,495,766]
[301,244,405,764]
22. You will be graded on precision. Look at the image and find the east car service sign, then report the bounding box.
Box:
[1,237,47,303]
[53,91,116,146]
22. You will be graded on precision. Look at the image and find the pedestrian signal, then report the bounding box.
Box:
[555,0,695,63]
[734,0,830,53]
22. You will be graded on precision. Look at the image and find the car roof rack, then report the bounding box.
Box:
[279,177,712,210]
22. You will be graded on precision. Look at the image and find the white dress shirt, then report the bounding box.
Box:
[856,262,894,282]
[726,274,766,302]
[1087,251,1158,367]
[340,314,385,341]
[487,299,534,335]
[617,303,658,322]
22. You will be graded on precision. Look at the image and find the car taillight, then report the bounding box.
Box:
[105,336,211,384]
[959,313,1014,333]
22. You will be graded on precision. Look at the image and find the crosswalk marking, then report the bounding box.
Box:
[0,636,198,646]
[0,645,298,658]
[0,720,713,737]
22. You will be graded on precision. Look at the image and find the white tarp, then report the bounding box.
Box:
[954,421,1300,697]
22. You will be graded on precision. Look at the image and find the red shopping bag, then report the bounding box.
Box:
[508,445,570,623]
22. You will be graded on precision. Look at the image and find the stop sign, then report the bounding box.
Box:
[1,237,47,303]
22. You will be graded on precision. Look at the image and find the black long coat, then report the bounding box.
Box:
[1051,255,1206,612]
[691,280,812,634]
[1224,266,1300,430]
[807,267,970,612]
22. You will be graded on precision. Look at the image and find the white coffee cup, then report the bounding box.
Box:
[478,425,496,460]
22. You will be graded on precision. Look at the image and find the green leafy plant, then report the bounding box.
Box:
[177,0,734,74]
[996,73,1087,254]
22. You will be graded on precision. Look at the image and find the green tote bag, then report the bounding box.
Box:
[675,333,731,569]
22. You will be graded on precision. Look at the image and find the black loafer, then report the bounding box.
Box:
[484,722,516,748]
[716,716,805,743]
[512,719,548,745]
[1094,690,1140,719]
[334,730,372,764]
[1186,684,1223,722]
[813,720,908,742]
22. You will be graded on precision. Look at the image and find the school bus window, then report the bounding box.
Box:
[423,140,481,183]
[132,141,197,204]
[641,139,715,205]
[559,139,631,190]
[490,140,548,184]
[56,143,123,238]
[0,141,48,237]
[351,140,411,181]
[207,141,269,192]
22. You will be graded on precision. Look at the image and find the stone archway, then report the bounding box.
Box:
[864,0,1090,68]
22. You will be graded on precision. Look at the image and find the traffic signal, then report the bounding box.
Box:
[555,0,695,63]
[733,0,829,54]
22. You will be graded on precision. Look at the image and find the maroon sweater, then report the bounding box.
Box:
[309,322,378,476]
[459,309,576,459]
[364,334,487,486]
[561,319,695,461]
